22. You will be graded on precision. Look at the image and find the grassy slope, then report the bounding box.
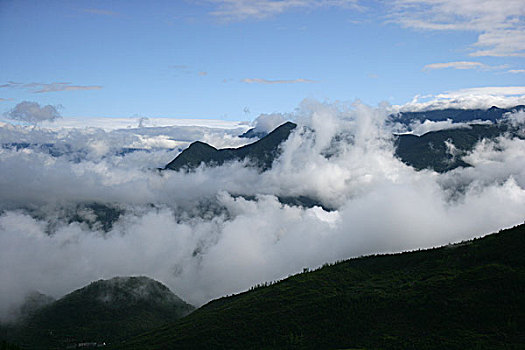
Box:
[118,224,525,350]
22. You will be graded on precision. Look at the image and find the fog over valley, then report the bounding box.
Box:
[1,100,525,321]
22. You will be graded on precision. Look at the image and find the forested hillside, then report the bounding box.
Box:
[117,223,525,350]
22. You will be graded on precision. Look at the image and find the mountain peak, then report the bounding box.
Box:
[188,140,217,150]
[6,276,194,348]
[164,121,296,172]
[83,276,184,305]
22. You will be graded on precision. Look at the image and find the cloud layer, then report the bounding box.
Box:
[398,86,525,111]
[1,100,524,321]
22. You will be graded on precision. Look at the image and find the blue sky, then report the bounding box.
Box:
[1,0,524,121]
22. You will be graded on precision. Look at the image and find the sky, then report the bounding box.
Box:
[1,0,524,122]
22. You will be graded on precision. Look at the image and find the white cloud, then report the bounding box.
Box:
[0,119,251,162]
[242,78,317,84]
[38,116,249,131]
[450,86,525,96]
[407,119,492,136]
[391,0,525,57]
[0,99,524,319]
[0,81,102,93]
[252,113,287,133]
[503,109,525,128]
[33,83,102,93]
[422,61,505,71]
[207,0,362,21]
[471,28,525,57]
[398,86,525,111]
[4,101,62,124]
[508,69,525,73]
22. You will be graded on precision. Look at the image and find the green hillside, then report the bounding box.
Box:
[4,277,194,349]
[117,223,525,350]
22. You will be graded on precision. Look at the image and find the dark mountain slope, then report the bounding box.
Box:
[164,141,218,171]
[5,277,194,349]
[394,105,524,124]
[394,123,512,172]
[0,340,21,350]
[164,121,296,172]
[117,223,525,350]
[167,119,518,175]
[11,292,55,321]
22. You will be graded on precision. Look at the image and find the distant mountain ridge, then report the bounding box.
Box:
[395,123,518,172]
[394,105,525,124]
[237,105,525,140]
[164,121,296,172]
[164,106,524,175]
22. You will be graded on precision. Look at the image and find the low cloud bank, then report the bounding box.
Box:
[398,87,525,112]
[407,119,492,136]
[1,101,524,320]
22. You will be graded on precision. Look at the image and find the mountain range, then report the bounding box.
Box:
[394,105,524,124]
[164,106,524,175]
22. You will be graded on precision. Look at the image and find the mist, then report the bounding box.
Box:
[1,100,524,321]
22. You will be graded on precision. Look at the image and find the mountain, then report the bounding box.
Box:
[11,292,55,321]
[394,105,525,124]
[3,276,194,349]
[68,202,124,233]
[115,223,525,350]
[164,121,297,172]
[165,113,522,176]
[394,123,514,172]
